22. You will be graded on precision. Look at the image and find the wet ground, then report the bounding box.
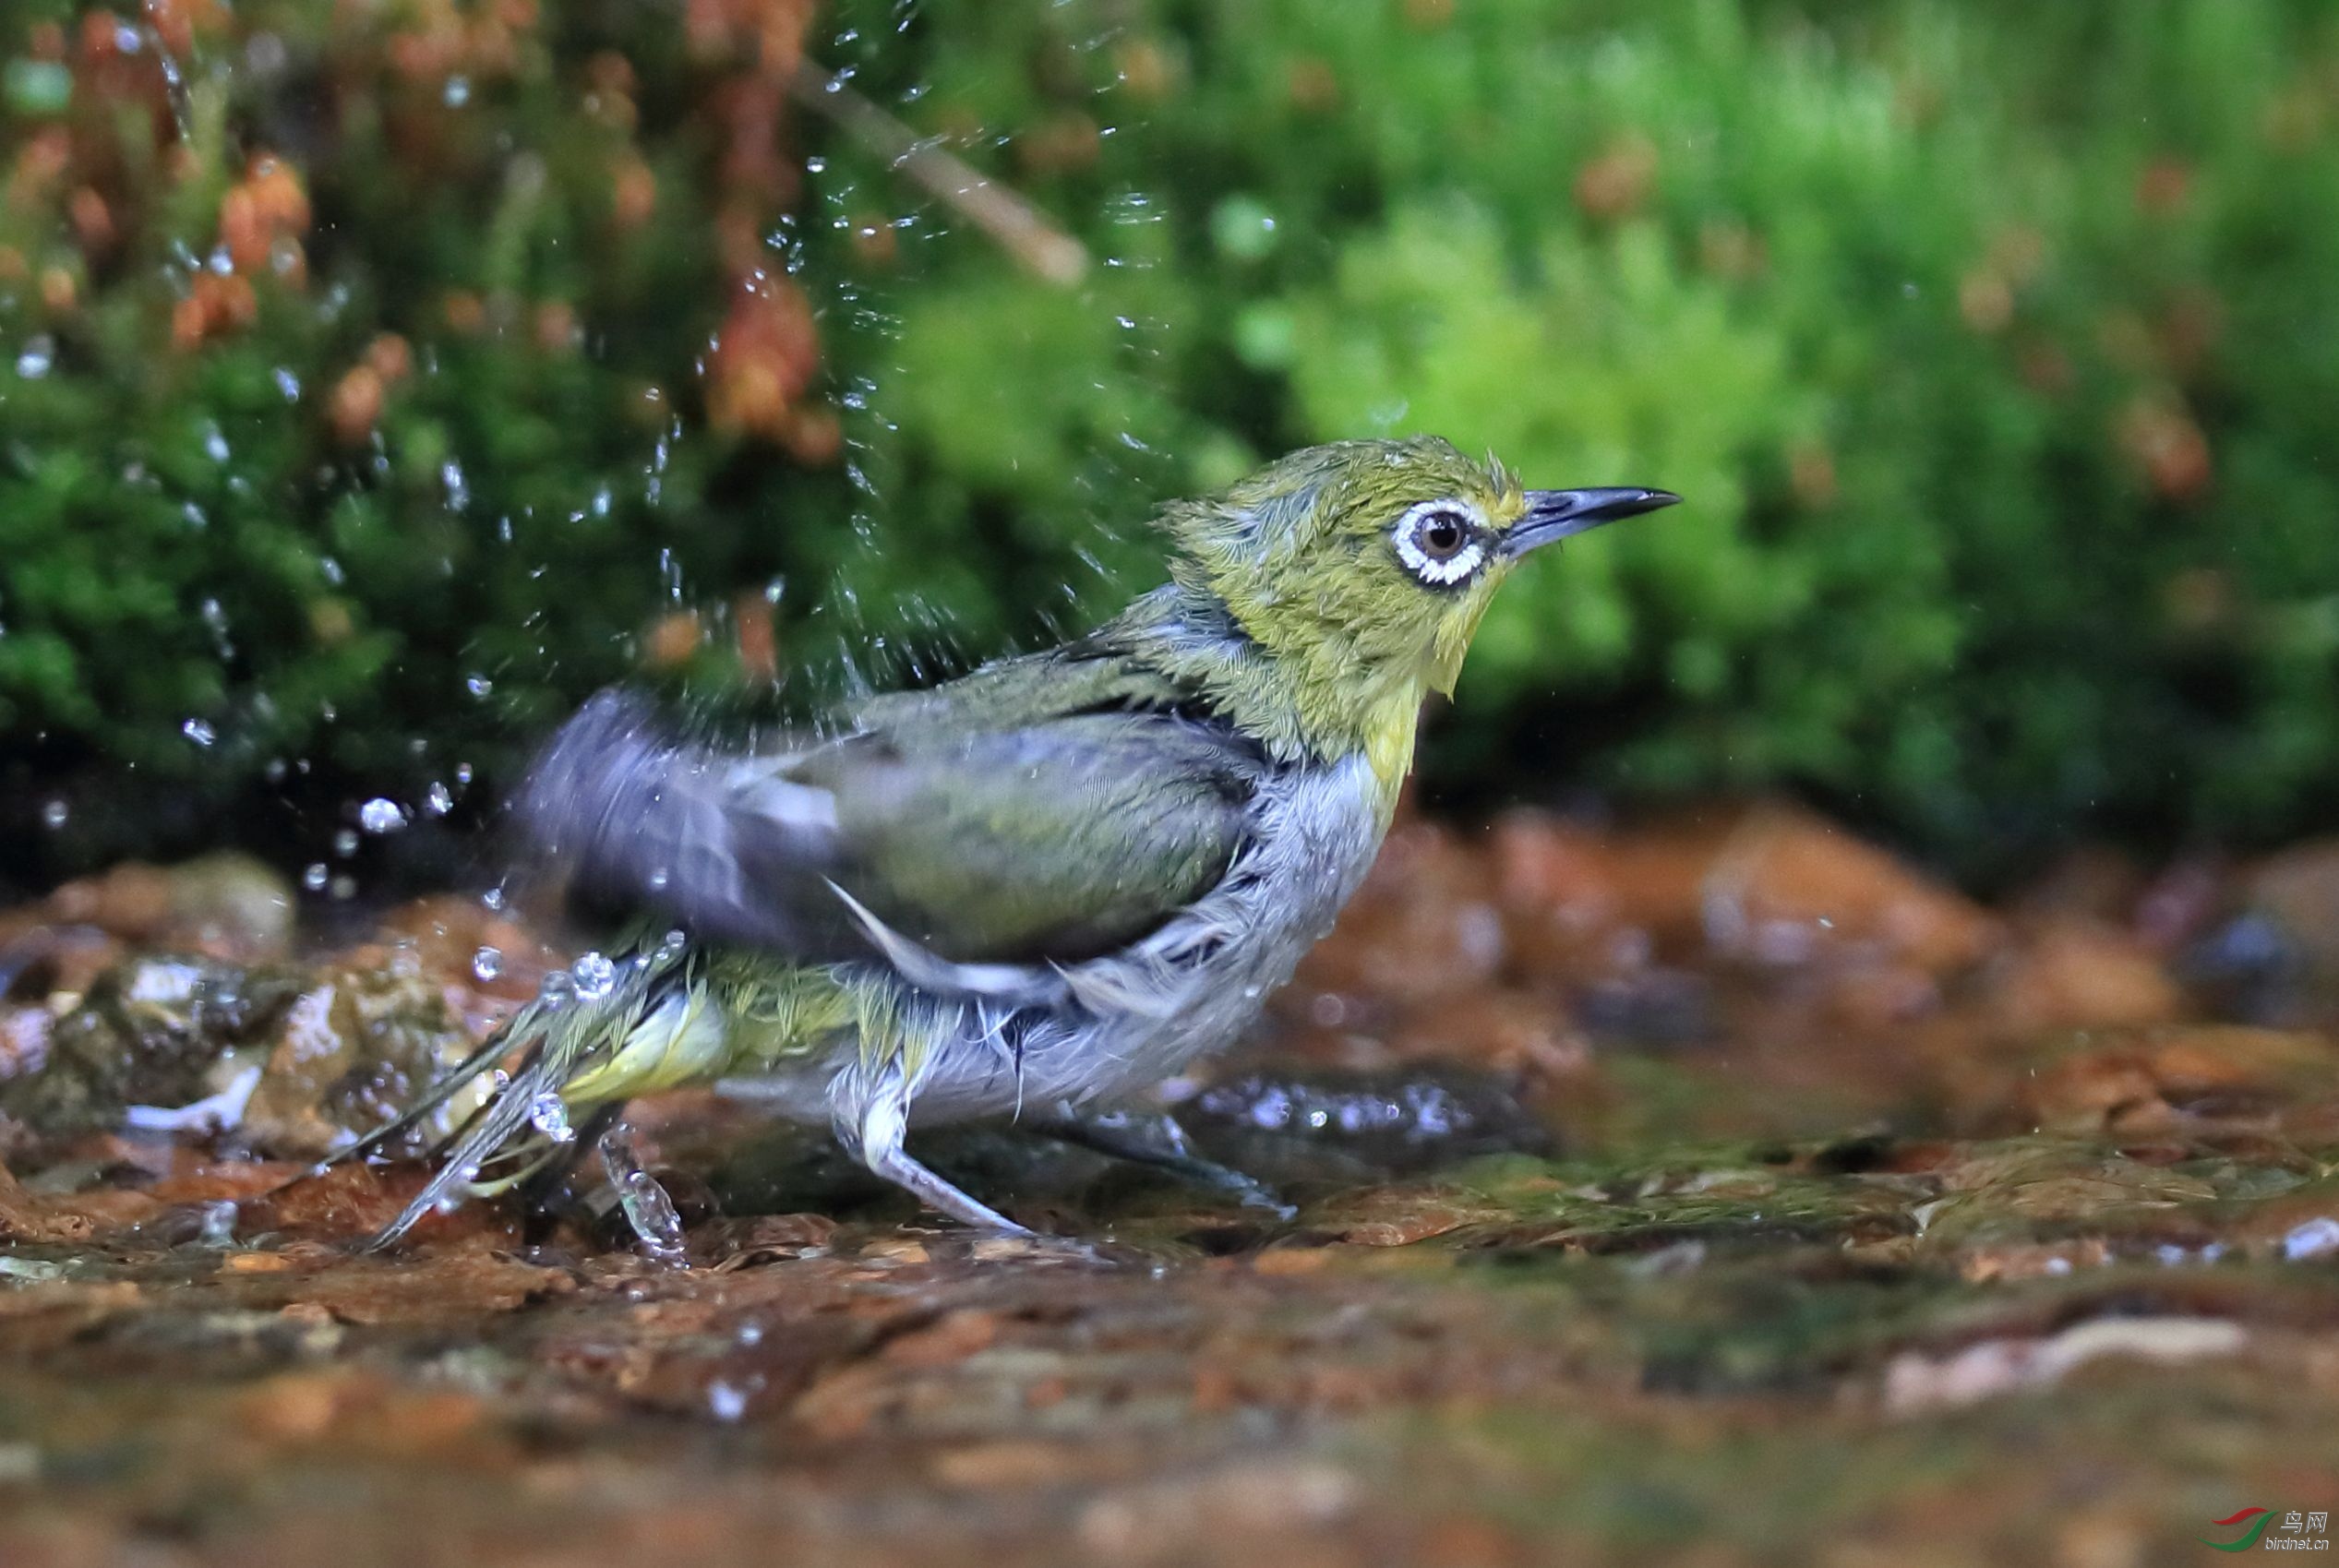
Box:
[4,803,2338,1566]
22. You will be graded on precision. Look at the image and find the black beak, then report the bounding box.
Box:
[1502,487,1681,558]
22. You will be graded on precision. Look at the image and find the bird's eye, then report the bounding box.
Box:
[1418,513,1468,557]
[1392,502,1488,587]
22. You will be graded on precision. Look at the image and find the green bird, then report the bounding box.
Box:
[361,437,1675,1246]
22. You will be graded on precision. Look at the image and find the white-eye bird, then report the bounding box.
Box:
[359,437,1675,1245]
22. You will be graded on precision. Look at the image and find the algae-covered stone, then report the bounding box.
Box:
[1,955,306,1137]
[237,966,491,1159]
[0,955,487,1158]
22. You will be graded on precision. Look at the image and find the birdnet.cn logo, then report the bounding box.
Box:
[2201,1509,2331,1551]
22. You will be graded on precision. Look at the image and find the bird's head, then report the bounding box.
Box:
[1152,437,1675,772]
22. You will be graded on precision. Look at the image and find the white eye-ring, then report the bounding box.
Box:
[1391,499,1489,587]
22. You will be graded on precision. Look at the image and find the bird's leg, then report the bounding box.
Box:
[853,1083,1033,1235]
[595,1119,689,1263]
[1034,1104,1294,1218]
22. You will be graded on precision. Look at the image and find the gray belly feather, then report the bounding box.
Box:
[716,752,1388,1129]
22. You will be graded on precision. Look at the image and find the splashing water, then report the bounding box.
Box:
[599,1124,687,1262]
[527,1093,575,1143]
[571,952,618,1001]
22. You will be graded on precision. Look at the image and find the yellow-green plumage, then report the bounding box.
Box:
[359,437,1675,1243]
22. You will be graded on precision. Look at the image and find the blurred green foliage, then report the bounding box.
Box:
[3,0,2337,874]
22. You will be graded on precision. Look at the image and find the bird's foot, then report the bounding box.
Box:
[856,1083,1035,1236]
[1035,1107,1296,1220]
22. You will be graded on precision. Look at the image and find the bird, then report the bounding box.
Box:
[354,437,1676,1248]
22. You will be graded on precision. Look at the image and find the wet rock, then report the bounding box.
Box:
[0,955,490,1161]
[1572,968,1717,1048]
[2004,1025,2337,1136]
[2241,838,2339,962]
[347,893,570,1032]
[237,966,494,1159]
[1490,808,1718,974]
[0,955,306,1140]
[1987,919,2186,1034]
[0,1156,164,1242]
[0,1005,54,1080]
[2008,846,2153,928]
[0,924,123,1007]
[2220,1181,2339,1263]
[1179,1066,1553,1184]
[1694,806,1999,976]
[1490,805,2004,978]
[1816,962,1949,1031]
[1381,992,1597,1082]
[1881,1316,2247,1415]
[2189,838,2339,1023]
[1289,821,1507,1007]
[236,1161,513,1248]
[0,854,294,961]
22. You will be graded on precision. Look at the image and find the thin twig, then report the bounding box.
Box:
[789,63,1091,287]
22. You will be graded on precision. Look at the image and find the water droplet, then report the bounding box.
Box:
[426,782,455,816]
[2284,1216,2339,1262]
[572,951,618,1000]
[706,1381,749,1422]
[464,674,495,699]
[203,425,230,463]
[181,717,216,747]
[444,75,471,107]
[15,335,54,379]
[196,1201,238,1247]
[273,366,302,401]
[471,946,504,982]
[527,1092,573,1142]
[40,799,67,830]
[333,828,360,857]
[303,862,329,892]
[329,874,357,901]
[358,797,408,834]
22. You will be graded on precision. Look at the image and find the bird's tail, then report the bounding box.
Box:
[359,940,694,1249]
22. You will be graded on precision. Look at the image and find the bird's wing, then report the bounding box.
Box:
[517,686,1257,966]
